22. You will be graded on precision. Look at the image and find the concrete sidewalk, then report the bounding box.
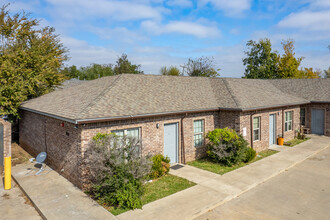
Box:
[12,163,117,220]
[118,135,330,220]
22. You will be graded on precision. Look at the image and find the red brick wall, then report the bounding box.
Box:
[239,107,300,152]
[219,111,240,132]
[0,119,11,158]
[19,111,82,187]
[81,111,219,163]
[304,103,330,136]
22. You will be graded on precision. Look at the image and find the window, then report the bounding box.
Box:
[300,108,305,126]
[253,117,260,141]
[194,120,204,147]
[285,111,293,131]
[112,127,140,139]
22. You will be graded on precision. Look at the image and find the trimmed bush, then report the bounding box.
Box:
[243,147,256,163]
[150,154,170,179]
[86,133,152,209]
[207,128,249,166]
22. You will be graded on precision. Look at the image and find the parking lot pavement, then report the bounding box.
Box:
[0,179,41,220]
[194,144,330,220]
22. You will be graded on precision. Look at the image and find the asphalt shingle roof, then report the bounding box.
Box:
[268,78,330,102]
[20,74,329,122]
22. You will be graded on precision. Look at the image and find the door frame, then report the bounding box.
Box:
[269,113,276,145]
[311,108,326,135]
[163,122,179,164]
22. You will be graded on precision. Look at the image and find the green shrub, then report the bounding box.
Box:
[243,147,256,163]
[150,154,170,179]
[206,128,249,166]
[86,133,152,209]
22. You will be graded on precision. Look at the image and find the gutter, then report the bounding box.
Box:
[75,108,219,124]
[20,107,77,124]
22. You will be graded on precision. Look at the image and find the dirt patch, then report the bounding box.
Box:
[11,143,32,166]
[2,193,10,199]
[19,191,34,207]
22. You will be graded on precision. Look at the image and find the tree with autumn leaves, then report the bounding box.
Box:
[0,4,68,119]
[243,38,320,79]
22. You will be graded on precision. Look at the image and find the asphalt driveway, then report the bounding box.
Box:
[195,143,330,220]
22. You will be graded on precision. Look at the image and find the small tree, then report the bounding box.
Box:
[85,134,151,209]
[324,67,330,78]
[297,67,321,79]
[160,66,181,76]
[113,53,143,75]
[183,56,220,77]
[278,39,304,78]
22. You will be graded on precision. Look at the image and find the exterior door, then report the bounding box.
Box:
[164,123,178,163]
[269,114,276,145]
[312,109,325,135]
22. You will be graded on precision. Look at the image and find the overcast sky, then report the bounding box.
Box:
[7,0,330,77]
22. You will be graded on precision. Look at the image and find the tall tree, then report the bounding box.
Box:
[297,68,321,79]
[242,38,279,79]
[160,66,181,76]
[278,39,304,78]
[0,4,68,118]
[113,54,143,74]
[183,56,220,77]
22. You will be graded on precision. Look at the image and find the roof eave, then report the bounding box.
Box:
[75,108,220,124]
[20,107,78,124]
[240,101,311,112]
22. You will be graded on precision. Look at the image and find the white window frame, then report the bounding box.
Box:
[253,116,261,141]
[193,120,204,147]
[112,127,140,139]
[285,111,293,132]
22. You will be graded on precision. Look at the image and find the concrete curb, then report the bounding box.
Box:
[192,141,330,220]
[11,173,47,220]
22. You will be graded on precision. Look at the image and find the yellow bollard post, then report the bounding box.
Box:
[4,157,11,190]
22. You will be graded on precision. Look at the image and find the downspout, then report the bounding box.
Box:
[44,118,48,153]
[282,109,285,139]
[181,113,187,164]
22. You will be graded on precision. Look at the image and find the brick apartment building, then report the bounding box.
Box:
[19,74,330,188]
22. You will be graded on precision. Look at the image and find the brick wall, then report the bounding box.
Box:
[219,111,240,133]
[81,111,219,163]
[0,119,11,173]
[238,107,300,152]
[304,103,330,136]
[19,111,82,187]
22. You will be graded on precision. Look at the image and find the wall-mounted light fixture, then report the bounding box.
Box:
[74,124,78,129]
[277,112,280,115]
[156,123,160,129]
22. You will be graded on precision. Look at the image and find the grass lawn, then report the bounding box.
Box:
[187,149,278,175]
[102,174,196,215]
[284,138,310,147]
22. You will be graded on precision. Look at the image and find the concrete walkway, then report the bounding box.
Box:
[1,178,41,220]
[118,135,330,220]
[195,141,330,220]
[12,163,117,220]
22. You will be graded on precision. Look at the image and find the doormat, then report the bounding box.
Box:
[171,164,184,170]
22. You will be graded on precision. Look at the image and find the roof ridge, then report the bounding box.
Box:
[222,78,241,108]
[75,75,123,119]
